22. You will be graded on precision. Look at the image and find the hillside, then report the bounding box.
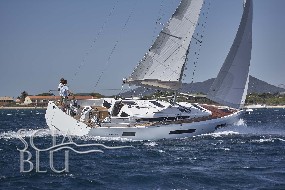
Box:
[119,75,285,97]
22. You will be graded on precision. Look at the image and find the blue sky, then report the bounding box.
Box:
[0,0,284,97]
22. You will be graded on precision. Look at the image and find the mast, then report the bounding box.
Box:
[174,47,190,103]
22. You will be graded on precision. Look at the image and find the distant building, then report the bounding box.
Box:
[15,98,21,104]
[24,96,60,106]
[0,96,14,106]
[24,95,94,107]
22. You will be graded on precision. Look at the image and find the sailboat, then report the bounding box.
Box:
[45,0,253,140]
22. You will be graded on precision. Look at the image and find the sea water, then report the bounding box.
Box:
[0,109,284,189]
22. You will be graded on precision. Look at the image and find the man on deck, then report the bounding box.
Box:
[60,80,70,108]
[58,78,65,96]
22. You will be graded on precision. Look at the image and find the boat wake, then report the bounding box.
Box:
[201,131,240,138]
[211,118,285,137]
[23,137,133,154]
[0,128,50,140]
[0,129,133,154]
[76,135,139,142]
[0,128,137,143]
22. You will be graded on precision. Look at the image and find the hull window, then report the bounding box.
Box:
[122,132,136,136]
[169,129,196,134]
[215,123,227,130]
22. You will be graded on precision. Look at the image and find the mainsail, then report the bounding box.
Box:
[126,0,204,90]
[207,0,253,109]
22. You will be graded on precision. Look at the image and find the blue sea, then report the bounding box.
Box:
[0,108,285,190]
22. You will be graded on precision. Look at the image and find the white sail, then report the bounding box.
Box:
[126,0,204,90]
[207,0,253,109]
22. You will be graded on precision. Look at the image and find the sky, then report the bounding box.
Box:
[0,0,284,98]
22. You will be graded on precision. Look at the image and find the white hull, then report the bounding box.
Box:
[45,101,243,140]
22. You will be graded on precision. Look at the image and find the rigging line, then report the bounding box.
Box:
[94,0,138,91]
[142,34,189,77]
[152,0,166,42]
[161,31,182,39]
[137,40,187,79]
[71,0,119,82]
[151,23,193,57]
[187,0,211,94]
[163,45,183,63]
[128,0,183,78]
[125,1,166,98]
[147,39,187,77]
[149,53,182,76]
[192,36,202,44]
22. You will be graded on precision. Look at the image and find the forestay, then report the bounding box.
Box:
[207,0,253,109]
[126,0,204,90]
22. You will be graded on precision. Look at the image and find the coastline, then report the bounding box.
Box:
[244,105,285,109]
[0,106,47,110]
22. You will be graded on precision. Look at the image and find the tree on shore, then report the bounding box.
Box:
[18,91,28,102]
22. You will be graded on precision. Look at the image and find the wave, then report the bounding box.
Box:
[213,118,285,137]
[234,118,247,126]
[25,140,133,154]
[77,135,138,142]
[250,137,285,143]
[200,131,240,138]
[143,142,158,147]
[0,129,51,140]
[0,128,137,143]
[0,129,133,154]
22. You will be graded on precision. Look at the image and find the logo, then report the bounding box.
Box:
[17,129,132,173]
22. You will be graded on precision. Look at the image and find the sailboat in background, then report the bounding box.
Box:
[45,0,253,140]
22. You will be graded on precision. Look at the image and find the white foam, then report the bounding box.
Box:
[0,128,138,142]
[77,135,137,142]
[234,119,247,126]
[205,119,249,137]
[143,142,158,147]
[201,131,239,138]
[213,118,285,136]
[251,137,285,143]
[251,138,273,143]
[214,147,230,151]
[276,138,285,142]
[0,129,51,140]
[20,129,134,142]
